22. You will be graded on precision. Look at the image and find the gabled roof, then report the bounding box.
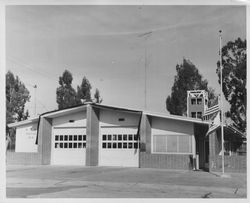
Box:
[144,111,209,125]
[8,116,39,128]
[92,103,142,114]
[42,105,87,118]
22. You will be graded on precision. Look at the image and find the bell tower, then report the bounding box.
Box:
[187,90,208,119]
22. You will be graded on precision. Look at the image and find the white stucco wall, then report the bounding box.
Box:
[52,111,87,128]
[15,122,38,152]
[151,117,194,135]
[99,109,140,127]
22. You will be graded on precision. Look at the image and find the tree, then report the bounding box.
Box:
[216,38,246,132]
[6,71,30,150]
[166,58,216,116]
[56,70,78,109]
[94,88,103,103]
[6,71,30,124]
[76,76,92,104]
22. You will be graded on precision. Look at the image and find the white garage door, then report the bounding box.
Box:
[52,127,86,165]
[99,127,139,167]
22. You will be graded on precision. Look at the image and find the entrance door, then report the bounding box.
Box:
[99,127,139,167]
[204,140,209,170]
[51,127,86,165]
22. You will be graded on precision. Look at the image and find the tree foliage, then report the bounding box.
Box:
[76,76,92,104]
[6,71,30,125]
[166,58,216,116]
[56,70,103,109]
[56,70,78,110]
[94,88,103,103]
[216,38,246,132]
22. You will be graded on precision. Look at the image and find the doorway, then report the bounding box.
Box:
[204,140,209,171]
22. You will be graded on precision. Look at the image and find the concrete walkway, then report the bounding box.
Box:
[6,165,247,198]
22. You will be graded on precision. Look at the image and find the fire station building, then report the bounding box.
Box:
[7,91,246,173]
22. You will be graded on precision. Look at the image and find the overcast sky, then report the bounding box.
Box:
[6,5,246,117]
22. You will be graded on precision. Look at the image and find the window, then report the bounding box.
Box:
[153,135,167,152]
[191,112,196,118]
[54,132,86,149]
[179,135,191,153]
[123,143,127,148]
[197,98,202,105]
[197,112,202,119]
[191,98,196,105]
[167,135,177,153]
[101,133,139,149]
[153,134,192,154]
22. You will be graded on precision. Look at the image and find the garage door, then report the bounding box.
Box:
[99,127,139,167]
[51,127,86,165]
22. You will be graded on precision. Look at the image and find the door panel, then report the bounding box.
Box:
[52,127,86,165]
[99,127,139,167]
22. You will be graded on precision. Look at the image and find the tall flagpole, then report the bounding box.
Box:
[219,30,225,174]
[34,85,37,116]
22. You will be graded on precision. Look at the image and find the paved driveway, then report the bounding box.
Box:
[6,165,247,198]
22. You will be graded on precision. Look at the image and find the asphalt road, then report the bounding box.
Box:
[6,165,247,198]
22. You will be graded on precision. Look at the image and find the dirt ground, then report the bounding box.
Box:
[6,165,247,198]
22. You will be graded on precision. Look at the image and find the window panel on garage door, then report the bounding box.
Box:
[54,133,86,148]
[102,132,139,149]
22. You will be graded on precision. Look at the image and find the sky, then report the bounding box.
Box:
[5,5,246,117]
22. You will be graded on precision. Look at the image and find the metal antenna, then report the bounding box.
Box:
[138,31,152,110]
